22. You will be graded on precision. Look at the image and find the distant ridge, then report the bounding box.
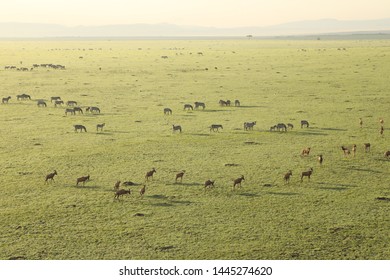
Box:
[0,18,389,38]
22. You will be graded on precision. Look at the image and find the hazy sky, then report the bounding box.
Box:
[1,0,389,27]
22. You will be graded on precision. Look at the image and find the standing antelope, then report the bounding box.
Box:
[233,175,245,189]
[364,143,371,152]
[341,146,350,156]
[76,175,90,186]
[301,168,313,182]
[45,170,57,183]
[284,170,292,184]
[352,144,357,157]
[114,189,131,200]
[145,168,156,181]
[140,185,146,197]
[175,170,185,182]
[114,180,121,191]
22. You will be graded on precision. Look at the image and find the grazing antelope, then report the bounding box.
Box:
[54,100,64,107]
[194,102,205,110]
[301,147,311,156]
[37,100,47,107]
[244,121,256,131]
[384,151,390,158]
[51,96,61,103]
[114,189,131,200]
[140,185,146,197]
[145,168,156,181]
[284,170,292,184]
[2,96,11,103]
[317,155,324,165]
[301,120,309,128]
[65,108,75,115]
[45,170,57,183]
[73,107,83,114]
[74,124,87,132]
[234,99,240,106]
[76,175,90,186]
[114,180,121,190]
[183,104,193,110]
[164,108,172,115]
[96,123,105,131]
[364,143,371,152]
[66,101,77,106]
[233,175,245,189]
[86,106,100,114]
[172,124,182,133]
[209,124,223,132]
[204,180,215,189]
[352,144,357,156]
[301,168,313,182]
[341,146,350,156]
[359,118,363,128]
[175,170,185,182]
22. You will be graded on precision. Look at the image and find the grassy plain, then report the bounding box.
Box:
[0,39,389,260]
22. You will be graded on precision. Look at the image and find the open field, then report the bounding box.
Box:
[0,39,389,260]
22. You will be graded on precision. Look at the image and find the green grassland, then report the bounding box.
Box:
[0,39,389,260]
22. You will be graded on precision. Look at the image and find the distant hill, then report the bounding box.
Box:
[0,18,389,38]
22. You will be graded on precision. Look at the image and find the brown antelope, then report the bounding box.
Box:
[114,189,131,200]
[96,123,105,131]
[2,96,11,103]
[284,170,292,184]
[301,168,313,182]
[233,175,245,189]
[384,151,390,158]
[380,126,384,136]
[301,147,311,156]
[341,146,350,156]
[76,175,90,186]
[364,143,371,152]
[175,170,185,182]
[140,185,146,197]
[352,144,357,156]
[204,180,215,189]
[145,168,156,181]
[45,170,57,183]
[317,155,324,165]
[114,180,121,191]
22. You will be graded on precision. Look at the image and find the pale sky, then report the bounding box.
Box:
[1,0,389,27]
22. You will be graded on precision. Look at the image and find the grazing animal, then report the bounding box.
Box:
[54,100,64,107]
[73,107,83,114]
[51,96,61,103]
[2,96,11,103]
[364,143,371,152]
[172,124,182,133]
[301,120,309,128]
[301,147,311,156]
[233,175,245,189]
[244,121,256,131]
[17,94,31,100]
[123,181,136,186]
[301,168,313,182]
[234,99,240,106]
[164,108,172,115]
[359,118,363,128]
[284,170,293,184]
[175,170,185,182]
[114,181,121,190]
[204,180,215,189]
[96,123,105,131]
[45,170,57,183]
[287,123,294,130]
[145,168,156,181]
[341,146,350,156]
[317,155,324,165]
[76,175,90,186]
[384,151,390,158]
[74,124,87,132]
[270,125,277,131]
[66,101,77,106]
[277,123,287,132]
[219,100,230,106]
[37,100,47,107]
[114,189,131,200]
[86,106,100,114]
[209,124,223,132]
[183,104,193,110]
[65,108,75,115]
[140,185,146,197]
[194,102,206,110]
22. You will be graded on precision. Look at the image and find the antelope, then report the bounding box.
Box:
[301,120,309,128]
[175,170,185,182]
[65,108,75,115]
[204,180,215,189]
[74,125,87,132]
[45,170,57,183]
[194,102,206,110]
[2,96,11,103]
[352,144,357,156]
[172,124,182,133]
[341,146,350,156]
[317,155,324,165]
[364,143,371,152]
[164,108,172,115]
[244,121,256,131]
[183,104,193,110]
[114,189,131,200]
[209,124,223,132]
[233,175,245,189]
[37,100,47,107]
[380,126,384,136]
[301,147,311,156]
[284,170,292,184]
[384,151,390,158]
[96,123,105,131]
[140,185,146,197]
[86,106,100,114]
[76,175,90,186]
[145,168,156,181]
[234,99,240,106]
[114,181,121,191]
[301,168,313,182]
